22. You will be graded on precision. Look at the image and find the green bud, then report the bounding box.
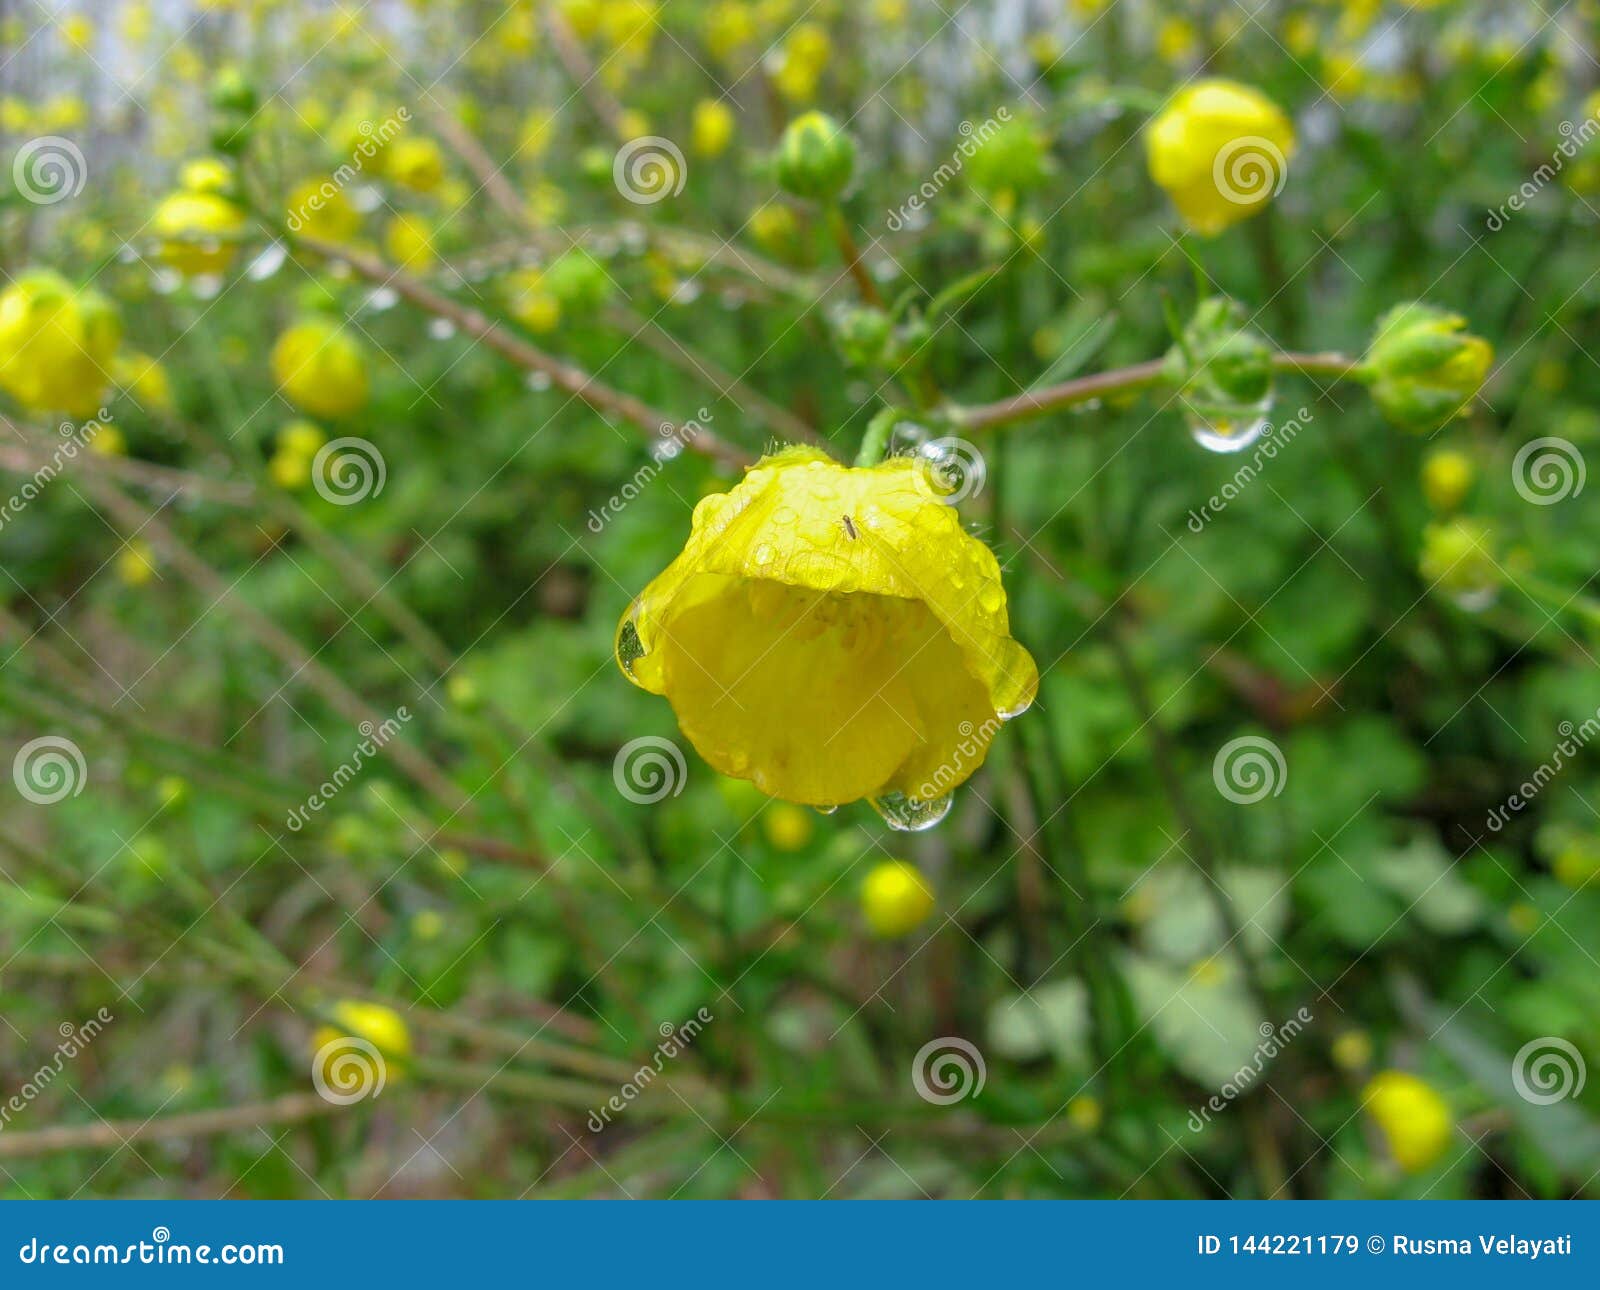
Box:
[775,111,856,202]
[964,114,1051,197]
[1365,302,1492,433]
[211,66,258,115]
[833,305,892,367]
[579,145,613,184]
[541,247,612,312]
[1163,297,1274,447]
[446,673,482,712]
[1419,518,1499,610]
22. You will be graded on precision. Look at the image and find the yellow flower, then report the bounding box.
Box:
[762,801,815,851]
[692,97,737,158]
[0,270,120,418]
[113,351,174,412]
[749,200,800,256]
[386,136,445,194]
[59,15,95,51]
[520,109,557,159]
[89,424,127,457]
[1331,1029,1374,1071]
[1363,1070,1452,1172]
[312,1000,412,1075]
[179,158,233,194]
[286,180,361,243]
[1421,448,1474,512]
[151,190,247,276]
[1365,303,1492,432]
[385,212,437,271]
[271,319,370,418]
[1145,79,1295,236]
[117,539,157,587]
[268,449,312,489]
[616,447,1037,811]
[860,860,935,937]
[1156,16,1198,64]
[278,419,326,458]
[1066,1094,1103,1132]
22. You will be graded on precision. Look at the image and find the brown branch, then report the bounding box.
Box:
[288,234,753,469]
[0,1093,339,1158]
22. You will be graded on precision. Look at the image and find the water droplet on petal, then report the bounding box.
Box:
[814,803,838,816]
[616,614,646,677]
[869,790,954,832]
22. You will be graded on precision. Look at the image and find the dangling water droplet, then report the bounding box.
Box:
[1186,397,1272,454]
[1451,587,1498,613]
[525,372,552,391]
[428,317,457,341]
[997,695,1032,721]
[869,790,954,832]
[364,286,399,312]
[814,803,838,816]
[247,240,287,280]
[889,419,929,455]
[615,615,646,677]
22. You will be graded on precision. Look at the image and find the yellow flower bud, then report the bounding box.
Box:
[775,110,856,202]
[1145,79,1295,236]
[386,136,445,194]
[271,319,370,419]
[1421,448,1474,512]
[117,539,157,588]
[1419,518,1499,609]
[0,270,120,418]
[860,860,935,938]
[278,419,326,458]
[312,1000,412,1076]
[384,212,437,271]
[286,180,362,243]
[151,189,247,276]
[1363,1070,1452,1172]
[1366,303,1492,432]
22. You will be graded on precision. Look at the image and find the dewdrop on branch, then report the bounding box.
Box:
[615,448,1036,830]
[1163,297,1274,454]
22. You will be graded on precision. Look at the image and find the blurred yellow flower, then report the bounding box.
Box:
[385,212,438,271]
[1363,1070,1452,1172]
[89,424,127,457]
[692,98,737,159]
[152,190,247,276]
[616,447,1036,809]
[279,419,326,458]
[860,860,935,937]
[1421,448,1474,512]
[286,180,361,243]
[1145,79,1295,236]
[117,539,158,587]
[113,351,175,412]
[271,319,370,418]
[386,136,445,194]
[312,1000,412,1072]
[762,801,815,851]
[0,270,120,418]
